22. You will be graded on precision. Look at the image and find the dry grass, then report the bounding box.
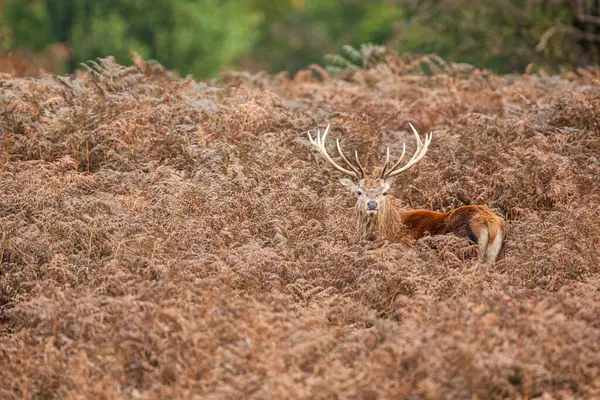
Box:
[1,55,599,399]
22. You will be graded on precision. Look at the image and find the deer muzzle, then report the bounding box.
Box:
[366,200,378,212]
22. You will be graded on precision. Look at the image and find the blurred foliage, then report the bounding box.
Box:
[1,0,262,77]
[1,0,600,78]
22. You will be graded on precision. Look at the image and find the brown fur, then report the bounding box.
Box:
[343,171,507,262]
[402,205,504,239]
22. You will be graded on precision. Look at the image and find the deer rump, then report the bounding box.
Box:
[398,206,506,262]
[307,123,507,263]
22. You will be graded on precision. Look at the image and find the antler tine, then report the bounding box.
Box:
[354,151,366,177]
[307,124,359,179]
[384,123,433,179]
[382,142,406,179]
[405,122,425,163]
[336,138,362,177]
[379,146,391,178]
[388,123,422,172]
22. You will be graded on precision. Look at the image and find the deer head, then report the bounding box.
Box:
[307,123,432,238]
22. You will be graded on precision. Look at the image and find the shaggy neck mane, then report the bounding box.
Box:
[357,195,407,242]
[356,168,406,241]
[378,197,408,241]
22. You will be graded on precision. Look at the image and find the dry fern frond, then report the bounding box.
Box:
[80,56,145,93]
[0,54,599,399]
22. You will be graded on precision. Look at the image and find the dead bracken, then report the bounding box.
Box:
[307,123,506,262]
[0,55,599,399]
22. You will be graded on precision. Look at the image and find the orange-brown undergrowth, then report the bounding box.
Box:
[0,56,599,399]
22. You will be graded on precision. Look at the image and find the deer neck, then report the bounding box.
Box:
[357,196,405,241]
[357,208,379,240]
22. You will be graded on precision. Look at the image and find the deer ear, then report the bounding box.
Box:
[339,178,358,192]
[384,177,395,189]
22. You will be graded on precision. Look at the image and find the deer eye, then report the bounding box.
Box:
[382,191,388,196]
[357,190,363,196]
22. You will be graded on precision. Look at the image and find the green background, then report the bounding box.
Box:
[1,0,599,78]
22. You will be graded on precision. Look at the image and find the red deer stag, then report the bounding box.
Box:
[307,123,506,263]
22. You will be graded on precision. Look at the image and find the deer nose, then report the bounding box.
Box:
[367,200,378,210]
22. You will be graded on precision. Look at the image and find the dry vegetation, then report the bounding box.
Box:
[0,54,599,399]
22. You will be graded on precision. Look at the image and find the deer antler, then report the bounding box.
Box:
[381,123,432,179]
[307,124,364,179]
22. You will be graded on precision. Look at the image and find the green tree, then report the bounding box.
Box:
[2,0,262,77]
[2,0,599,77]
[390,1,588,73]
[246,0,404,74]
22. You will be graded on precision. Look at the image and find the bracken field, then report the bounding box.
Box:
[1,53,600,399]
